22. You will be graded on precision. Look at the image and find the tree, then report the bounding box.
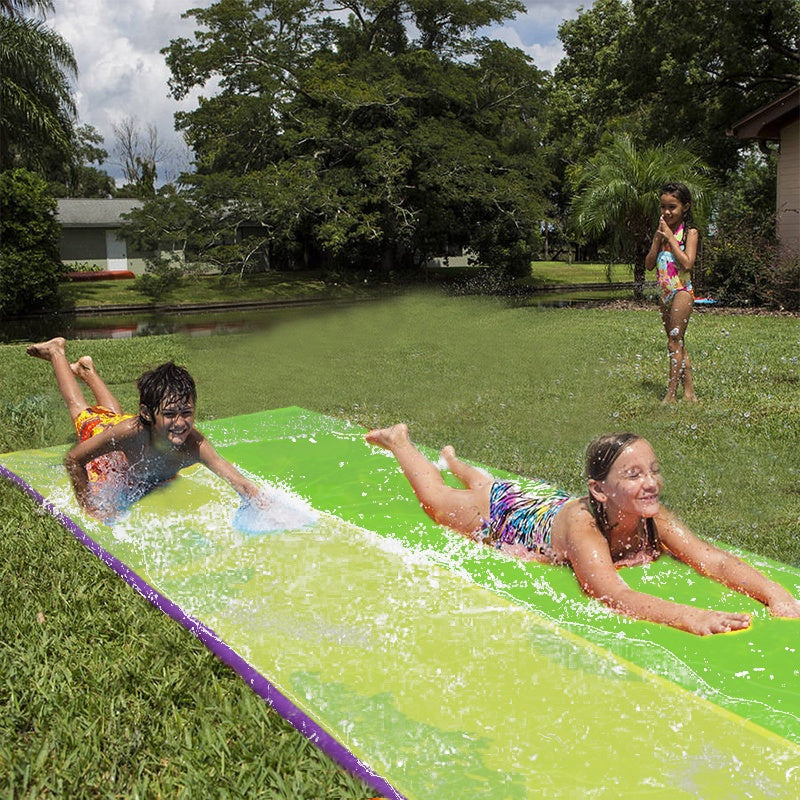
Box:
[550,0,800,176]
[0,168,65,318]
[49,124,116,198]
[0,3,77,171]
[113,117,168,198]
[158,0,550,277]
[571,134,711,300]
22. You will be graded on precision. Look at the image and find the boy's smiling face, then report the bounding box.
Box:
[152,396,196,447]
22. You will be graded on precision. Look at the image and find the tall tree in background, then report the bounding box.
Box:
[550,0,799,176]
[571,135,711,300]
[160,0,550,276]
[0,0,77,171]
[112,117,167,198]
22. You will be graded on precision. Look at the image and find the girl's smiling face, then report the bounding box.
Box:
[660,193,689,230]
[590,438,663,520]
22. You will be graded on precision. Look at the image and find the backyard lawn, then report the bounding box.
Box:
[1,290,798,797]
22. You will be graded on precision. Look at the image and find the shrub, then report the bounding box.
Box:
[0,168,66,318]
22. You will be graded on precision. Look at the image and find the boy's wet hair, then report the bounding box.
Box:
[137,362,196,425]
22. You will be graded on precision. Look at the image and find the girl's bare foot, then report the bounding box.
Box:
[364,423,410,451]
[70,355,96,382]
[26,337,66,361]
[683,393,698,403]
[439,445,458,468]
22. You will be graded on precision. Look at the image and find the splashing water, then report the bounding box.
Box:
[232,484,319,534]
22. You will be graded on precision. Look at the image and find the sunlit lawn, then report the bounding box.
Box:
[1,290,798,796]
[56,262,636,310]
[59,270,383,309]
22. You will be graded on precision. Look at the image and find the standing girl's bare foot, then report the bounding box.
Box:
[26,337,66,361]
[70,356,96,383]
[364,423,410,451]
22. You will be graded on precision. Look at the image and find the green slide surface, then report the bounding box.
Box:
[2,407,799,799]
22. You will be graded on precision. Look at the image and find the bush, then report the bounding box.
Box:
[705,211,799,311]
[0,168,66,318]
[765,253,800,311]
[135,256,184,301]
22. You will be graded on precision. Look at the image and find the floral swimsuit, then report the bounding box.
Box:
[655,223,693,306]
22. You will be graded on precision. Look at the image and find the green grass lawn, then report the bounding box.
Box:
[2,290,798,796]
[59,270,384,309]
[57,262,634,311]
[525,260,634,286]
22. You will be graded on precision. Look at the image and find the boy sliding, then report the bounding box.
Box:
[28,337,268,522]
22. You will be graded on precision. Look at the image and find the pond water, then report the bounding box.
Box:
[0,304,343,345]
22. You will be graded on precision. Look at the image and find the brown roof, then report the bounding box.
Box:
[728,86,800,141]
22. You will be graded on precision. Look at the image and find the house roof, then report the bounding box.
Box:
[56,198,143,227]
[728,86,800,141]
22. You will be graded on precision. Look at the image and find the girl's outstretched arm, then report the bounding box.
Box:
[658,510,800,618]
[556,505,752,635]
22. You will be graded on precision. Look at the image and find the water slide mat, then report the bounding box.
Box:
[2,406,799,798]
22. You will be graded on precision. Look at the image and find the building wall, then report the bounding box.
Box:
[59,228,149,274]
[777,117,800,257]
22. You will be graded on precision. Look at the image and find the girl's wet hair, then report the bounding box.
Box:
[137,362,196,425]
[586,432,640,534]
[660,181,695,228]
[586,432,641,481]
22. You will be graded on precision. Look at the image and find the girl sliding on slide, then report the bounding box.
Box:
[365,425,800,636]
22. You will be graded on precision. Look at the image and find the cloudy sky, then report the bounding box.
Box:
[48,0,586,184]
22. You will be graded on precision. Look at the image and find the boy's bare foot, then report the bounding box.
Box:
[26,337,66,361]
[364,423,410,451]
[70,355,96,382]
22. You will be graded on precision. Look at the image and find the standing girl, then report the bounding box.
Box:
[645,182,698,403]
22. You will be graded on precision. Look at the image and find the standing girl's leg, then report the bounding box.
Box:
[660,291,696,403]
[26,338,89,422]
[365,424,491,535]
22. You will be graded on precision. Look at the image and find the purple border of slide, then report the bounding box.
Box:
[1,464,406,800]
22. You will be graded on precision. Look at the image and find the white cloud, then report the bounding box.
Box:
[48,0,585,184]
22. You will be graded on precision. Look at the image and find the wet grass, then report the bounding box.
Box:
[1,290,798,795]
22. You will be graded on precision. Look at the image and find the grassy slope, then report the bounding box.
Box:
[1,290,798,796]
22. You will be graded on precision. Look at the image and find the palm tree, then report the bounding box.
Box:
[0,1,76,171]
[1,1,53,18]
[571,134,711,300]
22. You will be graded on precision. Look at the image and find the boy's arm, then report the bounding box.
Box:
[63,419,141,517]
[195,435,263,500]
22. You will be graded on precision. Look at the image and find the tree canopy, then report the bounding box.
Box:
[161,0,550,275]
[550,0,800,176]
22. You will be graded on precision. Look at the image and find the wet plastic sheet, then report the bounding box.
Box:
[3,407,799,798]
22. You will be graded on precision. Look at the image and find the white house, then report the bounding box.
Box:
[56,198,147,276]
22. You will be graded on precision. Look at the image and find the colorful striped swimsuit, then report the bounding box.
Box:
[487,478,572,557]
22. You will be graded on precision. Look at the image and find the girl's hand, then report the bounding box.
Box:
[767,596,800,618]
[657,216,671,240]
[684,609,751,636]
